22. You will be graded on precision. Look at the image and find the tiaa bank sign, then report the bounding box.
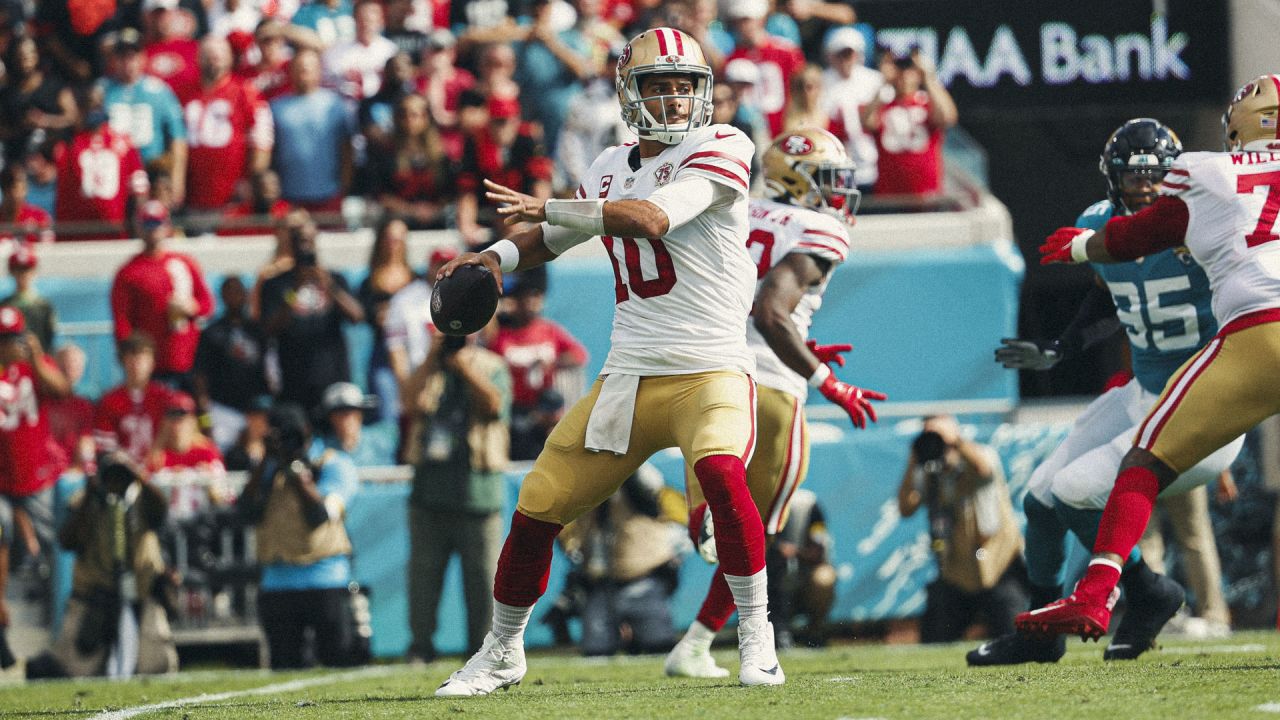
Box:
[858,0,1228,107]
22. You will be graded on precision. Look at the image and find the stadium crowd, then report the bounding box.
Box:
[0,0,973,677]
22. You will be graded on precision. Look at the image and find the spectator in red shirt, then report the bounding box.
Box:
[455,95,552,247]
[147,392,228,520]
[110,201,215,391]
[46,343,96,474]
[94,333,175,464]
[0,165,54,245]
[488,270,587,460]
[861,49,957,197]
[220,169,292,236]
[416,29,475,161]
[0,306,70,668]
[724,0,806,136]
[184,35,274,212]
[143,0,202,104]
[55,88,150,240]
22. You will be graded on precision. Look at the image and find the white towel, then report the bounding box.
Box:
[584,374,640,455]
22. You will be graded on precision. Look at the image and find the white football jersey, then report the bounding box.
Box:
[1160,150,1280,326]
[744,198,850,400]
[562,124,758,376]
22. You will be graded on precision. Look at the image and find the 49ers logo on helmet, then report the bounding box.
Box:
[619,44,632,67]
[783,135,814,155]
[663,55,681,64]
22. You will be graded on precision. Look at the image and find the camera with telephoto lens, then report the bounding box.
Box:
[912,430,948,474]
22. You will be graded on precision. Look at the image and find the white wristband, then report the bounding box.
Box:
[1070,229,1095,263]
[487,239,520,273]
[807,363,832,389]
[545,199,607,236]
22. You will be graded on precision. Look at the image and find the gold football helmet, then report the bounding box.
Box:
[763,127,860,222]
[616,27,713,145]
[1223,75,1280,151]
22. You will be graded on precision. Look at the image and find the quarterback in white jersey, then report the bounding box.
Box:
[667,128,886,679]
[1024,74,1280,641]
[434,27,785,695]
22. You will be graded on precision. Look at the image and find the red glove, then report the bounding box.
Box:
[1040,227,1095,265]
[817,370,887,429]
[806,339,852,367]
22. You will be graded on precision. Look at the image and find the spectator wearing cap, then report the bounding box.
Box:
[320,381,393,467]
[455,95,553,246]
[555,42,629,196]
[722,58,770,142]
[55,87,150,240]
[861,46,957,196]
[0,160,54,248]
[384,244,455,442]
[237,403,366,670]
[223,394,273,473]
[46,343,97,474]
[99,27,190,204]
[365,94,456,230]
[415,29,475,161]
[270,47,355,214]
[147,392,229,520]
[23,451,177,679]
[0,36,78,165]
[489,269,587,460]
[322,0,398,101]
[260,209,365,410]
[724,0,806,136]
[110,201,214,391]
[183,35,274,212]
[143,0,203,104]
[358,218,414,422]
[94,333,176,464]
[193,275,272,450]
[402,324,511,661]
[821,27,881,193]
[291,0,356,48]
[1,243,56,350]
[0,305,70,670]
[513,0,592,158]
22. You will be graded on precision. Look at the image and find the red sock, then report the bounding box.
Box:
[693,455,764,577]
[1080,465,1160,603]
[687,502,708,545]
[695,567,736,631]
[493,511,562,607]
[1075,561,1122,606]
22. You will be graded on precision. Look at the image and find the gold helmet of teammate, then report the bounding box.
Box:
[1223,74,1280,151]
[616,27,713,145]
[763,127,860,223]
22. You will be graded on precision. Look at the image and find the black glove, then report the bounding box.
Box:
[994,338,1062,370]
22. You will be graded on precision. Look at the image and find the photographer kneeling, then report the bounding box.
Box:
[237,404,367,669]
[899,415,1026,643]
[27,452,178,679]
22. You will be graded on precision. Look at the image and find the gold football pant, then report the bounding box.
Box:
[685,384,809,534]
[517,371,756,526]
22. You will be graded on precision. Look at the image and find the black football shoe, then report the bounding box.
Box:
[967,631,1066,666]
[1104,572,1185,661]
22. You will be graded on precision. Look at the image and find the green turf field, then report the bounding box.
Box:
[3,632,1279,719]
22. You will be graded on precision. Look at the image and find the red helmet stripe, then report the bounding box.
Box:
[673,29,685,55]
[1272,75,1280,139]
[655,28,670,55]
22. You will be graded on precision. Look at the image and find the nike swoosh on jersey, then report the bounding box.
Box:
[715,131,735,139]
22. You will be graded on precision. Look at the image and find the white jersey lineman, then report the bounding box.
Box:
[547,124,758,376]
[745,198,850,400]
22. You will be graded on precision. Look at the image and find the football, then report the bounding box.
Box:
[430,264,499,336]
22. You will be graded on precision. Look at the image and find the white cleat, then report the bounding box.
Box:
[664,638,730,678]
[434,632,526,697]
[736,617,785,687]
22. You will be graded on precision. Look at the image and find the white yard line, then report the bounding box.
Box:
[1255,703,1280,713]
[1160,643,1268,655]
[89,665,401,720]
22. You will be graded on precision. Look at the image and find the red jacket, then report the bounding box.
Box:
[111,250,215,373]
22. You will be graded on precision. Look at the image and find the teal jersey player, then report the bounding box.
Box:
[1076,200,1218,395]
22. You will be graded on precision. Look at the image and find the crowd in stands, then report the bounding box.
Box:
[0,0,967,676]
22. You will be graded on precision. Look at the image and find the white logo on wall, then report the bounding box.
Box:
[875,17,1190,90]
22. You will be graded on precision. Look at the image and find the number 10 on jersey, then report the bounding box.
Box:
[603,236,678,303]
